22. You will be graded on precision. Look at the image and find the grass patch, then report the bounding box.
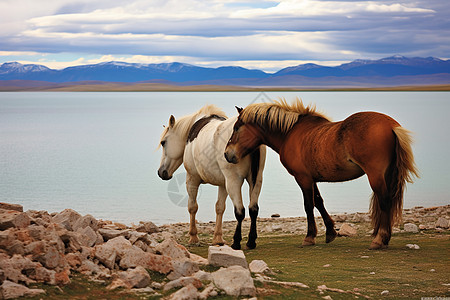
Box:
[188,231,450,299]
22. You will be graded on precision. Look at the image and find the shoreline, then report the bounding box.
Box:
[1,82,449,92]
[159,205,450,241]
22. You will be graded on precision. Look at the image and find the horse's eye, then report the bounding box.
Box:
[161,140,166,147]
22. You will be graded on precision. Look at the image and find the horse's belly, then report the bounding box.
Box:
[199,167,225,186]
[316,162,365,183]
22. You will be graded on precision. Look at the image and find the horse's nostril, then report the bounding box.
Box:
[158,168,171,180]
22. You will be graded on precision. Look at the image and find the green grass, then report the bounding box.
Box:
[187,230,450,299]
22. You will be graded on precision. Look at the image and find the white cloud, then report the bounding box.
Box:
[231,0,435,18]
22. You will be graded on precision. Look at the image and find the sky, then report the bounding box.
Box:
[0,0,448,72]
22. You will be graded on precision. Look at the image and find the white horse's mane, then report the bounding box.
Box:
[159,104,227,145]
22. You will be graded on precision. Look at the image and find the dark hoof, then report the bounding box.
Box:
[246,241,256,249]
[326,231,337,243]
[231,243,241,250]
[369,242,388,250]
[302,237,316,246]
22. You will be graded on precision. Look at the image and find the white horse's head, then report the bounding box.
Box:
[158,115,185,180]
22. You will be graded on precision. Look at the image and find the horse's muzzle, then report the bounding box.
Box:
[157,168,172,180]
[224,151,238,164]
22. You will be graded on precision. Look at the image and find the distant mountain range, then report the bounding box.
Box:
[1,56,449,88]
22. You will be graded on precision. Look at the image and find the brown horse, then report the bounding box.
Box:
[224,99,418,249]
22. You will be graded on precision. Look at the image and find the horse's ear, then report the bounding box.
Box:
[169,115,175,128]
[235,106,243,114]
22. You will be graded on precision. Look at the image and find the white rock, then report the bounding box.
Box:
[249,260,272,274]
[406,244,420,250]
[208,245,248,268]
[193,270,213,282]
[78,260,104,275]
[129,231,149,244]
[136,221,159,234]
[381,290,389,296]
[0,280,45,299]
[0,209,30,230]
[119,266,151,288]
[52,209,81,231]
[167,283,199,300]
[163,276,202,291]
[132,287,156,294]
[106,278,129,290]
[151,282,163,290]
[94,239,123,269]
[189,253,208,265]
[72,214,98,231]
[155,238,190,260]
[76,226,98,247]
[167,258,199,280]
[198,283,217,300]
[211,266,256,297]
[0,254,40,284]
[337,223,357,237]
[436,217,449,229]
[98,228,130,241]
[404,223,419,233]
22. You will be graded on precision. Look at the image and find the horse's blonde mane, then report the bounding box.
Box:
[240,98,329,134]
[159,104,227,147]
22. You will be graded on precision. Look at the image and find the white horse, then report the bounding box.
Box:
[158,104,266,249]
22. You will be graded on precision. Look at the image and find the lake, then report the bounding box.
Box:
[0,91,448,225]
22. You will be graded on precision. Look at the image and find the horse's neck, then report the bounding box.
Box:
[176,113,208,141]
[258,115,328,153]
[255,124,288,154]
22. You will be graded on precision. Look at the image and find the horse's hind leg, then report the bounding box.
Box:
[367,173,392,250]
[212,186,227,245]
[314,183,337,243]
[186,174,201,244]
[297,178,317,246]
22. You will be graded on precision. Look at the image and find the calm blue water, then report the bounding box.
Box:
[0,92,448,225]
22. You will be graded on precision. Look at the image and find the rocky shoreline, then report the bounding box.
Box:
[0,202,448,299]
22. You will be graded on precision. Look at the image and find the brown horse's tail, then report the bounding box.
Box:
[376,126,419,228]
[370,126,419,231]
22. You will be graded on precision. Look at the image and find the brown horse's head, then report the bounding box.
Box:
[224,106,262,164]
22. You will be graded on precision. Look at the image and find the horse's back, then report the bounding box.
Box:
[281,112,401,182]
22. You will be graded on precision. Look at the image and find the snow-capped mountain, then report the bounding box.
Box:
[0,56,449,85]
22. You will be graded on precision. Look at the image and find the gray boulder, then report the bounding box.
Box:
[208,245,248,268]
[0,280,45,299]
[211,265,256,297]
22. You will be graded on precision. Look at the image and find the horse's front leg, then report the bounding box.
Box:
[186,174,201,244]
[246,173,263,249]
[314,183,337,243]
[226,179,245,250]
[212,186,227,245]
[297,178,317,246]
